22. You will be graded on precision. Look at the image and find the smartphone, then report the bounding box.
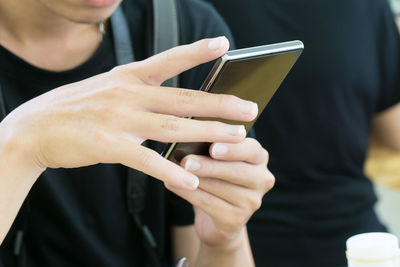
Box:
[162,40,304,163]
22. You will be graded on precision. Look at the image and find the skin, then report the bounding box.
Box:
[372,14,400,152]
[397,15,400,29]
[0,0,274,266]
[372,103,400,151]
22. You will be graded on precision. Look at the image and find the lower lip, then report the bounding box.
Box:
[85,0,118,7]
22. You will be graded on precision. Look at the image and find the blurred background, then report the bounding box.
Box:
[367,138,400,238]
[367,1,400,237]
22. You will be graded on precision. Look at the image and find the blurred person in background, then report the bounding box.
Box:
[207,0,400,266]
[390,0,400,27]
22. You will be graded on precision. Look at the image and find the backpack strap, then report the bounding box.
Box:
[110,6,161,267]
[113,0,179,266]
[153,0,180,88]
[110,6,135,65]
[0,84,6,119]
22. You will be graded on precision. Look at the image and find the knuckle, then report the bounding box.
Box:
[229,208,247,228]
[110,65,125,74]
[137,149,156,171]
[267,173,276,190]
[248,195,262,211]
[114,82,140,96]
[207,121,225,135]
[217,218,236,233]
[94,104,113,121]
[198,192,213,208]
[217,94,237,109]
[245,139,265,163]
[161,116,180,132]
[110,65,125,73]
[175,89,196,106]
[263,171,275,192]
[249,138,268,162]
[246,137,257,144]
[95,103,124,123]
[92,80,127,101]
[262,148,269,163]
[104,82,125,96]
[109,66,132,81]
[89,128,109,144]
[111,62,147,84]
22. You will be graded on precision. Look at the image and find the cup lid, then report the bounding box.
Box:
[346,232,400,262]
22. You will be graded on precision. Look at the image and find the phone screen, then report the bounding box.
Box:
[163,41,303,164]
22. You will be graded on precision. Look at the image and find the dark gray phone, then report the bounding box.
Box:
[162,40,304,163]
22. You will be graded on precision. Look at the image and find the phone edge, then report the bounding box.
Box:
[161,40,304,159]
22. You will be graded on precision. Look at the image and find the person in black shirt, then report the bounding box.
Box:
[207,0,400,266]
[0,0,275,266]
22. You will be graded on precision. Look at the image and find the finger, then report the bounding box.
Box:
[198,177,261,211]
[127,111,247,143]
[165,184,245,232]
[181,156,273,190]
[132,37,230,86]
[209,138,268,164]
[134,85,258,122]
[108,136,200,190]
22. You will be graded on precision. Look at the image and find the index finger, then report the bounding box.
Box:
[132,37,230,86]
[114,139,200,191]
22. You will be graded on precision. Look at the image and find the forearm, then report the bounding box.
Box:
[195,228,254,267]
[372,103,400,151]
[0,125,43,244]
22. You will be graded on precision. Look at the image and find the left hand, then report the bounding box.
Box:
[166,137,274,249]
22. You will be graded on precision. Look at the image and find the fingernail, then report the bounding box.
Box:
[228,125,246,136]
[184,158,201,172]
[182,173,199,189]
[212,143,228,157]
[238,101,258,117]
[208,36,227,51]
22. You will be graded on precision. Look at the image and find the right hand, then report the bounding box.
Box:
[0,37,258,190]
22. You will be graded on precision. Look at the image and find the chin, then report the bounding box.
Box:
[41,0,122,24]
[67,7,119,24]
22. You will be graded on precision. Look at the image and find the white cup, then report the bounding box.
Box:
[346,232,400,267]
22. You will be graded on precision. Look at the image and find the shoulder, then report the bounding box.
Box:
[175,0,235,89]
[176,0,233,45]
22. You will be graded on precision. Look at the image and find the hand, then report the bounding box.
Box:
[0,37,258,190]
[165,138,274,250]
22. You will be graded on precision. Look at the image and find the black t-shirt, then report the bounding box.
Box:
[0,1,232,266]
[207,0,400,266]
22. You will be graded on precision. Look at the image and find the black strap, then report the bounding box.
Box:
[153,0,179,88]
[110,6,135,65]
[0,84,6,120]
[115,0,179,266]
[109,6,162,267]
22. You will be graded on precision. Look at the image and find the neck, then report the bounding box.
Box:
[0,0,103,71]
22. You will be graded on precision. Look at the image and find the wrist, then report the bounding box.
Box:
[0,119,44,243]
[196,228,253,267]
[201,228,245,253]
[0,118,45,182]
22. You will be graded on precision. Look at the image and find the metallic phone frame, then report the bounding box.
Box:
[162,40,304,159]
